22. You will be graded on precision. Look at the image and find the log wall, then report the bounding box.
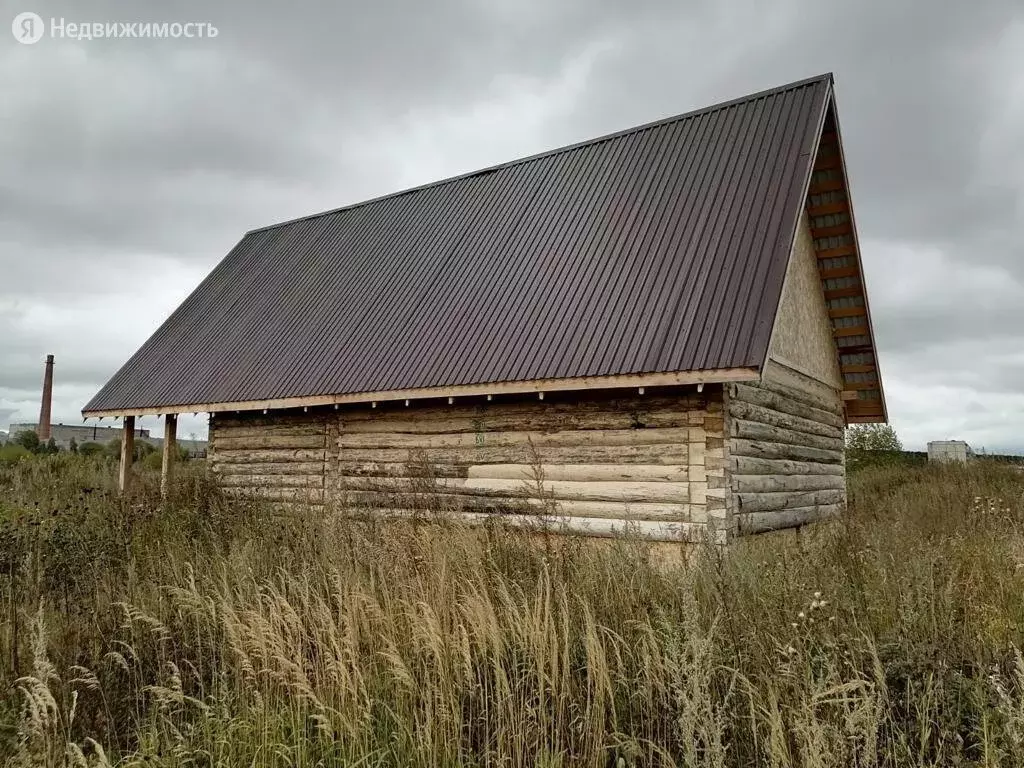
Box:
[208,387,730,543]
[725,359,845,535]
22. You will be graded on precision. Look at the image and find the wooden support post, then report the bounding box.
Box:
[161,413,177,498]
[119,416,135,493]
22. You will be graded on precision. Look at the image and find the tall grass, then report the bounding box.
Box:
[1,455,1023,766]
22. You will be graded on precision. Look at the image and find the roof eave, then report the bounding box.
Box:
[80,366,761,418]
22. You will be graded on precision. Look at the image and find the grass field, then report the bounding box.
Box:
[1,454,1023,766]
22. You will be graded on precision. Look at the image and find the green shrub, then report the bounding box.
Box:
[0,444,30,467]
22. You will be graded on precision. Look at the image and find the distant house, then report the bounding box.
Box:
[84,73,885,542]
[927,441,973,464]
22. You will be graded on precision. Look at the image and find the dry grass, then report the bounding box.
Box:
[1,455,1023,766]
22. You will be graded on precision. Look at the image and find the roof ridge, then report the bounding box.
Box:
[246,73,833,236]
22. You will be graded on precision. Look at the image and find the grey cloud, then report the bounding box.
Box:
[0,0,1022,449]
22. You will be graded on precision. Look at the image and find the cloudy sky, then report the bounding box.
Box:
[1,0,1022,451]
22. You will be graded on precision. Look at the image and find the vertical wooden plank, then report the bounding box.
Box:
[119,416,135,493]
[161,413,177,498]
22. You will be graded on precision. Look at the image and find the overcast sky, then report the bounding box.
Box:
[1,0,1022,451]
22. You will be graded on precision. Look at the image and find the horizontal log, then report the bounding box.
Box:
[728,401,842,440]
[465,463,690,483]
[209,448,328,464]
[737,489,845,514]
[212,461,326,476]
[737,504,843,534]
[333,443,690,466]
[759,360,843,413]
[226,487,326,503]
[730,419,844,451]
[364,510,718,543]
[463,479,689,503]
[729,384,844,429]
[731,456,844,477]
[214,434,327,450]
[333,476,690,504]
[336,394,712,424]
[728,438,843,464]
[333,460,469,478]
[337,406,698,435]
[330,491,695,522]
[212,423,328,440]
[220,474,325,489]
[334,426,696,451]
[732,474,845,493]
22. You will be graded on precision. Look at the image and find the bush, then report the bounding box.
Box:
[77,442,105,457]
[12,430,40,452]
[142,449,163,471]
[0,444,30,467]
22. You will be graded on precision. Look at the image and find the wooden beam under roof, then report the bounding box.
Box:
[803,100,886,423]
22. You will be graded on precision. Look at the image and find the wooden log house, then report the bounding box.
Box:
[83,74,886,543]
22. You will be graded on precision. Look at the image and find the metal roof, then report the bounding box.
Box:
[85,74,834,415]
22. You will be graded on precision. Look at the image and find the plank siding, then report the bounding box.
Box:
[208,388,729,542]
[726,360,845,535]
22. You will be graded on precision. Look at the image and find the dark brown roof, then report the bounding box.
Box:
[85,74,835,415]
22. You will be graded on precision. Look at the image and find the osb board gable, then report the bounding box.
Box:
[768,210,842,389]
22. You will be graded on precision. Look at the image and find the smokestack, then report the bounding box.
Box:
[37,354,54,441]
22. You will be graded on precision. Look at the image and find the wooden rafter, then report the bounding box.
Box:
[803,97,887,424]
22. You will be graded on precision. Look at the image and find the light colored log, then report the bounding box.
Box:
[759,360,843,412]
[334,476,690,504]
[332,443,690,466]
[727,400,843,440]
[728,438,842,464]
[731,456,844,477]
[729,383,844,429]
[337,403,696,434]
[211,423,328,439]
[119,416,135,493]
[465,463,689,483]
[209,448,328,464]
[337,394,705,423]
[333,461,467,478]
[227,487,326,502]
[334,426,693,451]
[363,509,719,543]
[220,474,325,489]
[212,461,327,476]
[732,474,845,493]
[737,504,843,534]
[330,491,695,522]
[730,418,844,451]
[737,489,845,514]
[161,414,177,498]
[214,434,327,450]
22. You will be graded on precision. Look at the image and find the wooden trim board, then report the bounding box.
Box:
[83,367,760,418]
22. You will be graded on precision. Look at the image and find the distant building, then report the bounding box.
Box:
[12,354,207,458]
[8,421,146,448]
[927,440,973,464]
[7,422,206,457]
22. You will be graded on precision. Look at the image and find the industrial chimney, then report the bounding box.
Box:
[37,354,54,441]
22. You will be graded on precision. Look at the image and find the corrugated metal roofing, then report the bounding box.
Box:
[84,74,833,414]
